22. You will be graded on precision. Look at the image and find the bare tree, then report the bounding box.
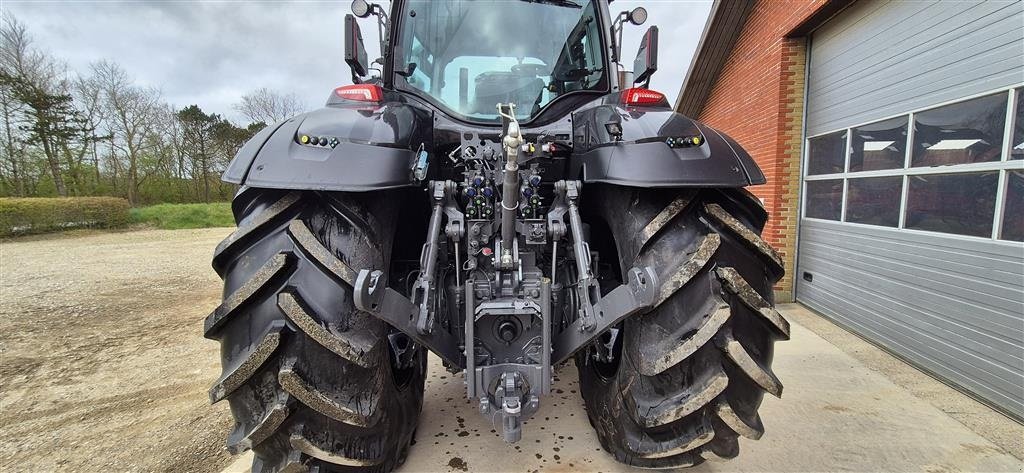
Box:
[233,87,305,125]
[92,60,162,205]
[0,72,25,195]
[0,13,259,203]
[0,13,67,196]
[72,73,110,187]
[0,13,63,88]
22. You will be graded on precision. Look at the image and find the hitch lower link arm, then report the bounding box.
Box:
[353,180,465,368]
[550,181,660,365]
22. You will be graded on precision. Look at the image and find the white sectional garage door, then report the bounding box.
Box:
[796,0,1024,419]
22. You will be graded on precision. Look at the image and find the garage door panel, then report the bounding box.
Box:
[800,227,1024,311]
[809,0,970,90]
[799,244,1024,361]
[800,225,1023,286]
[810,1,1013,98]
[806,0,1024,137]
[811,23,1022,118]
[799,282,1024,418]
[798,223,1024,421]
[815,12,1020,101]
[799,248,1023,345]
[800,274,1023,391]
[800,0,1023,419]
[811,46,1023,130]
[801,212,1020,255]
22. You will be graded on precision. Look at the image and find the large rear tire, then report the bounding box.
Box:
[577,186,789,468]
[205,187,426,473]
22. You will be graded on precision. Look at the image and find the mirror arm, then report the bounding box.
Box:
[374,5,389,61]
[610,12,626,63]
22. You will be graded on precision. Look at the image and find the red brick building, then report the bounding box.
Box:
[674,0,1023,419]
[675,0,845,301]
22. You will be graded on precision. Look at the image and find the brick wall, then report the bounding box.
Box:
[697,0,826,301]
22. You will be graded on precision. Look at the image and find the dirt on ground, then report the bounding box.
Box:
[0,228,236,473]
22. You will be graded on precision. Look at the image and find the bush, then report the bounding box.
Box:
[129,202,234,230]
[0,197,131,237]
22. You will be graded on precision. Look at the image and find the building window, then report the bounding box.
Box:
[805,180,843,220]
[803,86,1023,242]
[850,116,907,172]
[846,176,902,227]
[1001,171,1024,241]
[911,92,1007,167]
[807,130,847,175]
[905,172,999,238]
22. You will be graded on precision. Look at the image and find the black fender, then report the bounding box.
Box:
[570,104,765,188]
[222,102,433,191]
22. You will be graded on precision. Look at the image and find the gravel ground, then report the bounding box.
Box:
[0,228,236,473]
[3,228,1020,473]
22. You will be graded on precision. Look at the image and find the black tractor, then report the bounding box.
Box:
[204,0,789,471]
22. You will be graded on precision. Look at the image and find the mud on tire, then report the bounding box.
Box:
[576,186,789,469]
[205,187,426,473]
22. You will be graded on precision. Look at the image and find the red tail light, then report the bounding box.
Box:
[334,84,383,102]
[621,88,666,106]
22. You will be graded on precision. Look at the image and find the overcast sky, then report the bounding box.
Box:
[3,0,712,124]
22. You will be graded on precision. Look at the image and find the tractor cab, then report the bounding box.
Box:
[345,0,655,125]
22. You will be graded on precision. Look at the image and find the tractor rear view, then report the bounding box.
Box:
[204,1,789,471]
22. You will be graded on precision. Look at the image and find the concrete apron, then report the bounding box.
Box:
[221,306,1022,473]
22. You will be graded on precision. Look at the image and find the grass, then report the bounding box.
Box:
[130,202,234,230]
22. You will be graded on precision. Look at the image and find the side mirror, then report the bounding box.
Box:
[344,14,368,79]
[633,25,658,85]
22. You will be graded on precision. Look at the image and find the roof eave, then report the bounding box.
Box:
[674,0,755,117]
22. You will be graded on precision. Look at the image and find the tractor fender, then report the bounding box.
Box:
[222,103,433,191]
[570,105,765,188]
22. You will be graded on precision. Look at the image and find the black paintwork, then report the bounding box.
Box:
[220,0,763,191]
[569,102,765,187]
[222,0,761,192]
[223,92,764,190]
[225,97,433,191]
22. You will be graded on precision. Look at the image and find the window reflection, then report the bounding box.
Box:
[912,93,1007,167]
[805,180,843,220]
[1012,88,1023,160]
[846,177,902,227]
[905,172,998,237]
[1001,171,1023,241]
[807,130,847,175]
[804,89,1020,239]
[850,116,907,172]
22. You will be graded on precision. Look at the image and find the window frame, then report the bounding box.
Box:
[801,84,1024,243]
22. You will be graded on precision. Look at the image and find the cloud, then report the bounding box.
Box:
[4,0,710,122]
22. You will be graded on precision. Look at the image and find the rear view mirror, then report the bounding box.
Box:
[344,14,368,80]
[633,25,658,85]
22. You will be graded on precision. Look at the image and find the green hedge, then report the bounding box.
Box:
[0,197,131,237]
[130,202,234,230]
